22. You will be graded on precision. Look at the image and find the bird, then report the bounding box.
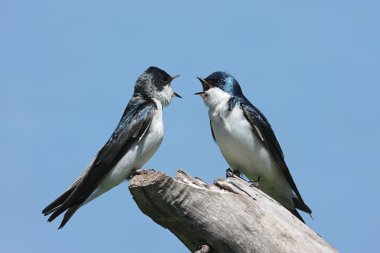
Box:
[42,66,181,228]
[195,71,311,222]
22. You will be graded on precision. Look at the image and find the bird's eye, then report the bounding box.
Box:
[214,79,221,84]
[162,76,169,83]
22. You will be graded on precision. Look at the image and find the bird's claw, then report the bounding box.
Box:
[226,168,233,177]
[249,180,260,188]
[194,244,210,253]
[226,168,241,177]
[226,168,241,178]
[128,168,154,179]
[249,176,261,188]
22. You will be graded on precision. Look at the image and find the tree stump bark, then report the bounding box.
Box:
[129,169,338,253]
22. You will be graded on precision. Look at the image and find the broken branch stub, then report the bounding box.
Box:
[129,169,337,253]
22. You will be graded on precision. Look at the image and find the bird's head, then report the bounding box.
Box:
[134,66,181,107]
[195,71,243,107]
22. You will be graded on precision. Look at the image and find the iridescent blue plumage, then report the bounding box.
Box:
[204,71,244,97]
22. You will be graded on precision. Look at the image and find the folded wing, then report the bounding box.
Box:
[42,97,157,228]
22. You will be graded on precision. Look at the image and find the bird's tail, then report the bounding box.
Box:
[291,209,305,223]
[42,181,82,229]
[42,187,74,216]
[293,197,312,214]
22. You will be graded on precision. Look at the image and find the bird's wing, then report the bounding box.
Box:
[43,97,157,227]
[240,99,310,213]
[92,98,156,171]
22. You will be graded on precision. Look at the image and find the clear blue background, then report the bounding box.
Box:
[1,1,379,252]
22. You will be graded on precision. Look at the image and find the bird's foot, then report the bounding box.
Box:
[226,168,233,177]
[226,168,241,178]
[133,168,144,175]
[128,168,155,179]
[249,176,261,188]
[194,244,210,253]
[249,180,260,188]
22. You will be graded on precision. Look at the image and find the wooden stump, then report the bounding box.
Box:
[129,169,338,253]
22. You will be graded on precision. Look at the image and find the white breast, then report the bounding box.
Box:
[209,104,274,182]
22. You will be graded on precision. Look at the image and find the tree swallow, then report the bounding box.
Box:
[195,71,311,222]
[42,66,181,228]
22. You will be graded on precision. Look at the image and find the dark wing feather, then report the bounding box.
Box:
[240,98,311,214]
[42,97,157,228]
[210,120,216,141]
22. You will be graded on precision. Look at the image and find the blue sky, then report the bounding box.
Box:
[1,1,379,252]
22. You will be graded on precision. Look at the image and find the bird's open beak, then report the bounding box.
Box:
[194,91,206,97]
[171,75,182,98]
[195,77,210,97]
[197,77,210,90]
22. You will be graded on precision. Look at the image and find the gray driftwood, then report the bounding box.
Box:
[129,169,337,253]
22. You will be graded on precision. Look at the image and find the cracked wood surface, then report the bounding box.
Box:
[129,169,338,253]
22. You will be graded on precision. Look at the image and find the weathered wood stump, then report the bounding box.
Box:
[129,169,337,253]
